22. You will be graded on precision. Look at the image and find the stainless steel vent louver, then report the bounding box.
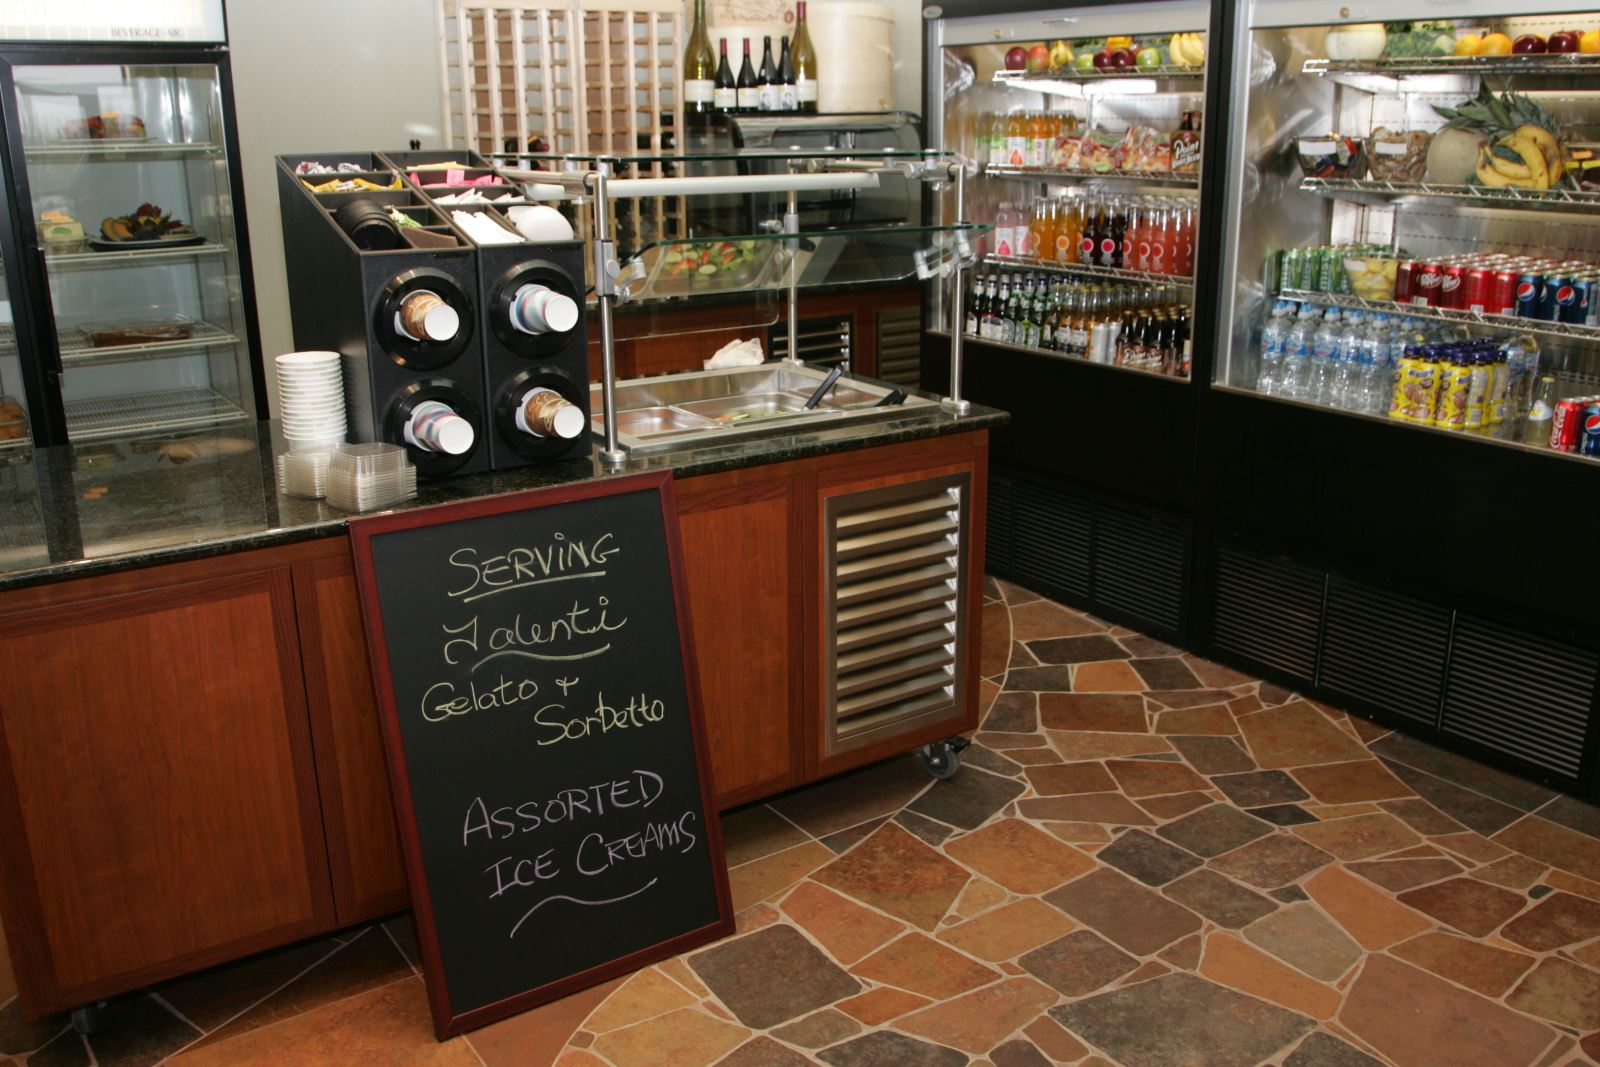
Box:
[824,473,971,754]
[874,306,924,386]
[768,314,852,369]
[1211,543,1324,684]
[1442,616,1597,780]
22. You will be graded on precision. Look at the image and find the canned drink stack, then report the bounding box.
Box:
[1550,398,1586,451]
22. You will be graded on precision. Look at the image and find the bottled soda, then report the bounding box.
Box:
[994,201,1017,259]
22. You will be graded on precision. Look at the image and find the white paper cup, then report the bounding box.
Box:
[509,284,579,335]
[404,400,475,455]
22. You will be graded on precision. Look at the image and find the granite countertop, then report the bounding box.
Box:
[0,396,1005,593]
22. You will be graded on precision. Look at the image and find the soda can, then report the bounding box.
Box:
[1413,261,1443,307]
[1280,248,1302,294]
[1491,271,1519,317]
[1438,265,1468,310]
[1564,278,1593,325]
[1463,268,1493,314]
[1541,275,1569,321]
[1515,274,1546,319]
[1317,247,1337,293]
[1550,398,1585,451]
[1583,402,1600,456]
[1395,261,1419,304]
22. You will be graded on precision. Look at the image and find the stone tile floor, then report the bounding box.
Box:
[2,576,1599,1065]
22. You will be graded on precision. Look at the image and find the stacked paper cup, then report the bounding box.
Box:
[277,351,347,451]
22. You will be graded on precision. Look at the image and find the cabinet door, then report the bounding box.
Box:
[676,469,803,807]
[293,549,408,924]
[0,566,333,1014]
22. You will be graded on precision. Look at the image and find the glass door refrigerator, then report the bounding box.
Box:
[0,18,265,457]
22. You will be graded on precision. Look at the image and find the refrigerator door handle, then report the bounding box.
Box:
[31,246,63,381]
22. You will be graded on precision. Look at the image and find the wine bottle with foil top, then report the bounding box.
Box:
[736,38,760,113]
[791,2,817,113]
[713,38,737,112]
[682,0,715,113]
[778,36,797,112]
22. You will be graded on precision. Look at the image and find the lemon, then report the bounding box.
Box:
[1581,29,1600,53]
[1454,34,1482,56]
[1478,32,1513,55]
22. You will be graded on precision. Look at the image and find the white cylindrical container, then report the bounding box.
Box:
[809,1,894,113]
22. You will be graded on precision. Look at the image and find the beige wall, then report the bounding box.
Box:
[227,0,446,409]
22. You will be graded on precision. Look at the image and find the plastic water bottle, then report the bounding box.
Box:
[1360,314,1391,415]
[1257,301,1290,395]
[1330,309,1363,409]
[1281,303,1319,401]
[1310,308,1341,405]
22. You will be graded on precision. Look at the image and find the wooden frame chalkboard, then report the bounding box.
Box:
[349,471,734,1038]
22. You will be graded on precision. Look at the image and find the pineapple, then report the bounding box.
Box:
[1433,84,1565,190]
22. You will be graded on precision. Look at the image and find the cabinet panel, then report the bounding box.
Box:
[676,471,802,806]
[294,552,407,924]
[0,568,332,1012]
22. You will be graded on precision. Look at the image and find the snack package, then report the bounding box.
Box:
[1080,129,1120,173]
[1053,131,1083,170]
[1115,126,1172,173]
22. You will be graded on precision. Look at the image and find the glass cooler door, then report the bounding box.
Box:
[1216,0,1600,460]
[8,60,257,443]
[0,253,31,456]
[931,0,1213,378]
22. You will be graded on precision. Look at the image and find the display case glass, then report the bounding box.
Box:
[1215,1,1600,461]
[11,63,256,443]
[930,0,1213,379]
[0,257,28,458]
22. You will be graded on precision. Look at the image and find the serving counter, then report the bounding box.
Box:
[0,399,1002,1018]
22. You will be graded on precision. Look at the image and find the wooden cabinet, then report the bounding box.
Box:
[0,550,335,1016]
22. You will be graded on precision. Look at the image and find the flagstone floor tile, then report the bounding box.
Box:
[1044,868,1203,956]
[942,818,1095,894]
[1241,904,1364,982]
[906,767,1027,832]
[1292,813,1424,862]
[689,924,860,1030]
[812,824,971,930]
[1291,760,1415,805]
[1162,868,1279,929]
[816,1029,969,1067]
[893,977,1059,1055]
[849,933,1002,1001]
[1209,833,1337,888]
[1387,932,1537,998]
[1017,930,1139,997]
[1347,856,1466,892]
[1169,735,1256,774]
[1157,803,1274,858]
[937,899,1074,963]
[1238,702,1372,769]
[1504,957,1600,1030]
[778,881,905,965]
[1095,829,1204,887]
[1396,877,1528,938]
[1282,1031,1387,1067]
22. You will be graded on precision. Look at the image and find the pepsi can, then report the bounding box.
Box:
[1514,274,1545,320]
[1583,402,1600,457]
[1564,278,1593,326]
[1542,275,1570,322]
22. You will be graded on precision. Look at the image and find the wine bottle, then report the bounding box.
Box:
[713,38,736,113]
[682,0,715,114]
[778,36,797,112]
[791,1,817,113]
[757,35,777,112]
[736,38,759,113]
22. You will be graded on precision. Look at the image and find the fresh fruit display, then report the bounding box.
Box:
[1478,32,1515,55]
[1382,20,1457,57]
[1434,84,1566,190]
[1026,43,1050,71]
[1512,34,1548,54]
[1048,40,1074,68]
[1453,33,1482,57]
[59,112,146,140]
[1581,29,1600,53]
[1004,46,1026,70]
[1296,134,1366,179]
[1168,32,1205,66]
[97,204,198,243]
[1548,30,1579,54]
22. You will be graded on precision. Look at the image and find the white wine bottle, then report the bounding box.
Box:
[683,0,715,114]
[791,2,817,114]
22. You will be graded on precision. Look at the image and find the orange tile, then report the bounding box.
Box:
[554,1052,608,1067]
[590,1006,749,1067]
[943,818,1096,895]
[728,841,834,911]
[951,878,1010,919]
[1303,866,1432,950]
[777,880,905,965]
[895,977,1059,1055]
[657,958,710,999]
[1010,599,1103,639]
[1433,832,1512,865]
[168,977,479,1067]
[468,975,625,1067]
[835,986,931,1025]
[1199,933,1340,1020]
[1041,821,1114,845]
[1024,1017,1090,1062]
[1290,760,1414,804]
[937,899,1075,963]
[1104,759,1210,798]
[1547,869,1600,902]
[734,903,780,934]
[1388,932,1537,998]
[811,824,971,931]
[1153,705,1239,735]
[849,932,1003,1000]
[1046,731,1174,760]
[1494,817,1600,883]
[1072,660,1145,692]
[1292,813,1424,861]
[581,968,696,1034]
[1302,802,1382,820]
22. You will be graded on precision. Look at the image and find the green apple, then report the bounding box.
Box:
[1073,52,1097,71]
[1135,46,1162,68]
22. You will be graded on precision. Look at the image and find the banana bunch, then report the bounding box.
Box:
[1168,32,1206,66]
[1475,126,1564,190]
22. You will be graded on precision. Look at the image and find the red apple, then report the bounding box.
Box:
[1005,45,1027,70]
[1548,30,1579,53]
[1093,48,1113,69]
[1513,34,1548,53]
[1026,43,1051,71]
[1110,47,1136,68]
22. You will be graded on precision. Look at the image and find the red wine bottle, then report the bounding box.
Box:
[736,38,759,113]
[713,38,736,113]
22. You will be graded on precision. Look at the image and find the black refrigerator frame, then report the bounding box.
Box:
[0,40,268,448]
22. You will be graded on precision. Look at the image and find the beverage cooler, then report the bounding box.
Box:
[0,21,266,458]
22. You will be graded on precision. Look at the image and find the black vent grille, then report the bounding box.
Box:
[875,306,923,386]
[1012,477,1092,600]
[768,314,852,368]
[1093,503,1184,634]
[1211,543,1323,684]
[1441,616,1597,779]
[986,470,1015,573]
[1320,577,1450,730]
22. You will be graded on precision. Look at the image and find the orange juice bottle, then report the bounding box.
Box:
[1031,197,1055,262]
[1029,110,1050,169]
[1005,110,1028,167]
[1057,196,1081,263]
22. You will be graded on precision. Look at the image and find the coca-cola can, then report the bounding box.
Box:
[1550,398,1586,452]
[1464,268,1493,314]
[1491,271,1519,317]
[1395,261,1419,304]
[1438,265,1467,310]
[1413,261,1443,306]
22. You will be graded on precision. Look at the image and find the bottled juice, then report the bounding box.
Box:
[1174,205,1196,276]
[988,113,1008,166]
[1149,204,1170,275]
[1056,197,1081,263]
[993,201,1016,258]
[1005,110,1028,167]
[1030,111,1052,170]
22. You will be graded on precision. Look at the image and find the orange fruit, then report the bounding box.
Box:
[1453,34,1482,56]
[1581,29,1600,53]
[1478,32,1513,55]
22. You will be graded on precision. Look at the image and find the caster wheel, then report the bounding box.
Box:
[919,741,962,780]
[72,1003,104,1035]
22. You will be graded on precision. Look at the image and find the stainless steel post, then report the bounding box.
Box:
[785,160,801,366]
[589,165,628,465]
[941,162,971,415]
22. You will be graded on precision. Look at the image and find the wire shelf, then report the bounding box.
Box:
[65,388,250,442]
[46,242,229,272]
[1304,54,1600,79]
[59,321,239,366]
[25,140,222,161]
[0,436,30,454]
[1300,177,1600,213]
[988,253,1195,287]
[993,66,1205,86]
[1280,287,1600,345]
[986,165,1200,189]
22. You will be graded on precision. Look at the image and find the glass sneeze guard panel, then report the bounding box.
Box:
[0,255,29,456]
[495,147,957,168]
[12,63,255,444]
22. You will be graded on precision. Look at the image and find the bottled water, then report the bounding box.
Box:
[1257,300,1290,395]
[1281,303,1319,401]
[1359,313,1392,415]
[1331,310,1364,409]
[1310,308,1341,405]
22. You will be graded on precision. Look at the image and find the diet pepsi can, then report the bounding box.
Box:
[1515,274,1546,320]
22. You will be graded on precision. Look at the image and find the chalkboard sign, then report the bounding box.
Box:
[349,471,733,1038]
